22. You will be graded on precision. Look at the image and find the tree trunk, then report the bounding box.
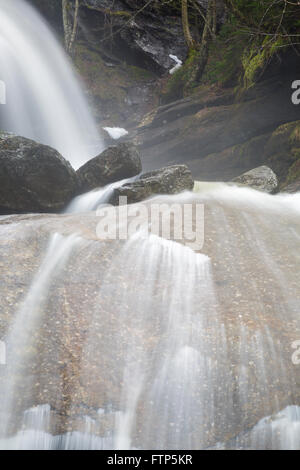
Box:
[69,0,79,54]
[62,0,79,54]
[212,0,217,38]
[182,0,195,49]
[186,0,216,88]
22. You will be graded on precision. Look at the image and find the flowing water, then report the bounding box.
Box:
[0,0,103,169]
[0,233,84,442]
[65,177,137,214]
[0,184,299,449]
[0,0,299,451]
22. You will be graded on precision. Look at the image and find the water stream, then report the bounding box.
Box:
[0,0,299,451]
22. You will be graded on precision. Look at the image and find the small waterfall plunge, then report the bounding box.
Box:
[0,0,103,169]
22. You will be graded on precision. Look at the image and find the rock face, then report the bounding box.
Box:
[77,143,142,193]
[137,53,300,185]
[282,179,300,193]
[0,134,78,214]
[232,166,278,193]
[109,164,194,204]
[31,0,188,75]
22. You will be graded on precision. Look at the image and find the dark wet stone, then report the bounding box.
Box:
[76,142,142,193]
[0,134,78,214]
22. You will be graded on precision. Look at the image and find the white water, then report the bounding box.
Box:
[78,232,227,449]
[0,233,83,440]
[0,185,300,449]
[0,404,113,450]
[0,0,103,168]
[0,1,299,448]
[65,177,135,213]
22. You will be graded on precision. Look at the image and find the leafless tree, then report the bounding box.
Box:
[62,0,79,54]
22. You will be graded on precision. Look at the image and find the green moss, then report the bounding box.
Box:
[286,159,300,184]
[201,25,247,88]
[110,10,132,17]
[85,5,131,17]
[289,124,300,144]
[262,121,300,186]
[161,49,200,103]
[127,66,155,82]
[242,37,285,89]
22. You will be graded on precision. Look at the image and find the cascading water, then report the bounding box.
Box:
[65,177,137,213]
[0,233,84,446]
[0,0,103,169]
[0,0,300,452]
[0,184,299,450]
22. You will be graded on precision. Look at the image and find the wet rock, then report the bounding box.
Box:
[137,60,300,180]
[0,197,299,446]
[232,166,278,193]
[30,0,187,75]
[282,179,300,193]
[109,164,194,204]
[0,134,78,214]
[78,0,187,76]
[76,142,142,193]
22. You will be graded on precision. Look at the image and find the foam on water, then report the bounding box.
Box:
[0,405,113,450]
[193,181,300,215]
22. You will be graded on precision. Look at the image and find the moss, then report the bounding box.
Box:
[262,121,300,186]
[162,23,248,102]
[201,24,247,88]
[127,66,155,82]
[161,49,200,103]
[289,124,300,144]
[85,5,131,17]
[109,10,132,17]
[286,159,300,184]
[242,49,265,88]
[242,37,285,89]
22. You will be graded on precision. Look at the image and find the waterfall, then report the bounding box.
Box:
[0,0,299,450]
[0,0,103,169]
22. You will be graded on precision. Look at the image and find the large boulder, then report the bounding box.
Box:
[109,164,194,205]
[232,165,278,193]
[76,142,142,193]
[0,134,78,214]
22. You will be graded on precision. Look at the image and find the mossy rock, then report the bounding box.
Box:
[242,37,286,90]
[263,121,300,187]
[160,49,200,103]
